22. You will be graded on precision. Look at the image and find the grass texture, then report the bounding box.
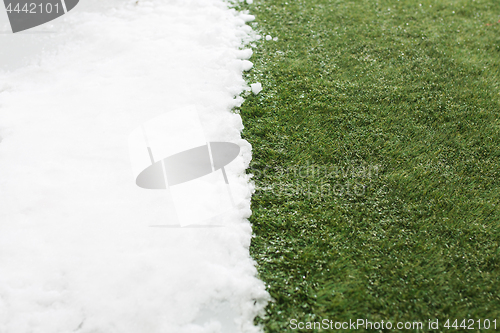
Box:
[237,0,500,331]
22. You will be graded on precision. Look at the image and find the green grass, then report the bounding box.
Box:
[235,0,500,331]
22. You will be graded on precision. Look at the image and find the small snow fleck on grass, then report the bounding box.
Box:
[251,83,262,95]
[265,35,272,41]
[0,1,268,332]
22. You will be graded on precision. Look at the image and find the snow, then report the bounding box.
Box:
[250,83,262,95]
[0,1,268,332]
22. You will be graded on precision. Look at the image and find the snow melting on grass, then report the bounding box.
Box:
[0,0,268,332]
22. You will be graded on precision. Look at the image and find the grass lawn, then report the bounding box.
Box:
[236,0,500,331]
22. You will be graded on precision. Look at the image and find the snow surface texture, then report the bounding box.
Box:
[0,1,269,332]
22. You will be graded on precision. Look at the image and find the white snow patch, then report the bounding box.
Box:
[240,14,255,22]
[0,1,269,332]
[250,83,263,95]
[241,60,254,71]
[236,49,253,60]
